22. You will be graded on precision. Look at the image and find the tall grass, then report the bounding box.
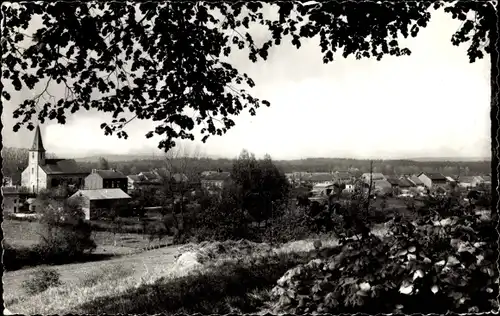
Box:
[72,251,316,315]
[6,238,338,315]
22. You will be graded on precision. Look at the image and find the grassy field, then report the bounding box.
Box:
[2,219,172,256]
[3,235,342,315]
[3,226,389,315]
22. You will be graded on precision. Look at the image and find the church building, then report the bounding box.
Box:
[21,126,90,194]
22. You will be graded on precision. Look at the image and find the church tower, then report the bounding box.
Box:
[28,125,46,193]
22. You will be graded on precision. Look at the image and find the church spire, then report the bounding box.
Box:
[30,125,46,152]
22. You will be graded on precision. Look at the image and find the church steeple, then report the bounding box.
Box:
[31,125,46,152]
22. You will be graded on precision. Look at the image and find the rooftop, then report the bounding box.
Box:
[408,175,424,185]
[398,177,414,187]
[305,173,333,182]
[362,173,386,180]
[42,159,89,175]
[72,188,131,200]
[202,172,231,181]
[30,125,46,152]
[94,170,127,179]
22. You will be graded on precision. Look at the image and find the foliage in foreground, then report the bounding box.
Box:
[3,2,493,152]
[21,267,63,295]
[71,251,318,315]
[270,198,498,314]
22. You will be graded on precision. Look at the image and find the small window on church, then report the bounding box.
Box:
[32,168,34,174]
[32,153,34,159]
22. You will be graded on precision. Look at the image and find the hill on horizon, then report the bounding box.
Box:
[2,147,491,163]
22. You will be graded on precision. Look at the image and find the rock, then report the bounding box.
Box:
[175,251,202,272]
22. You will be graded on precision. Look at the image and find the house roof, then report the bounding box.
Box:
[445,176,456,182]
[420,172,447,181]
[398,178,414,187]
[30,125,46,152]
[127,175,142,182]
[202,172,231,181]
[481,175,491,182]
[41,159,89,175]
[362,173,385,180]
[457,176,476,184]
[95,170,126,179]
[408,175,424,185]
[305,173,333,182]
[386,177,400,186]
[333,171,352,180]
[140,171,160,181]
[373,179,392,189]
[72,188,131,200]
[313,183,334,189]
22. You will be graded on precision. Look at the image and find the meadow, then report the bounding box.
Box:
[3,219,173,259]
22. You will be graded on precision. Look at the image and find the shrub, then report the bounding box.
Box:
[261,210,314,244]
[270,196,498,314]
[37,197,97,258]
[22,267,62,295]
[184,188,255,243]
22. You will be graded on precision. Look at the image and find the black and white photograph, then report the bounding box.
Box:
[1,1,498,314]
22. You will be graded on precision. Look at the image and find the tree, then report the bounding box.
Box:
[231,150,290,225]
[3,1,497,213]
[156,145,202,243]
[98,157,110,170]
[35,190,96,257]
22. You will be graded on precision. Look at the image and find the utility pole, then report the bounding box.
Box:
[366,160,374,213]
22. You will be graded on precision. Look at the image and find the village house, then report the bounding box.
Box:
[68,188,132,220]
[397,177,414,194]
[138,171,162,182]
[372,179,392,195]
[406,175,426,190]
[303,173,334,186]
[361,172,386,184]
[417,172,447,189]
[457,175,486,189]
[150,168,190,184]
[127,174,162,193]
[445,176,457,184]
[21,126,89,194]
[385,177,401,195]
[201,170,222,177]
[480,175,492,187]
[84,169,128,194]
[332,171,353,184]
[343,183,355,193]
[1,186,31,214]
[311,183,335,197]
[200,171,231,191]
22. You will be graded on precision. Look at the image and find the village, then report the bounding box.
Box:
[2,126,492,224]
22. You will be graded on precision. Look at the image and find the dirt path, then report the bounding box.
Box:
[3,244,181,298]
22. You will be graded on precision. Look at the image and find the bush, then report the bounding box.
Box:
[37,197,97,258]
[270,197,498,314]
[22,267,62,295]
[262,211,314,244]
[183,188,255,243]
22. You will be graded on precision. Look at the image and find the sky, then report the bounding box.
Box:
[1,5,491,160]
